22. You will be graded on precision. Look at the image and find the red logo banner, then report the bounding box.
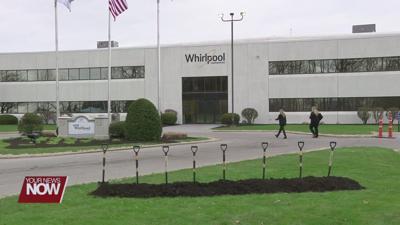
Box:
[18,176,68,203]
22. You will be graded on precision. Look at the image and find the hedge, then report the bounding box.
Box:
[221,113,240,126]
[161,112,177,126]
[125,99,162,141]
[109,121,125,139]
[0,115,18,125]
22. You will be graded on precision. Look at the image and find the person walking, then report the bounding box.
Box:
[309,106,323,138]
[275,109,287,139]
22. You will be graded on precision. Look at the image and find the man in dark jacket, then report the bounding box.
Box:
[275,109,287,139]
[309,107,323,138]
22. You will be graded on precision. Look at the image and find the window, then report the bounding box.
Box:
[16,70,28,81]
[111,67,123,79]
[269,56,400,75]
[37,70,48,81]
[59,69,69,81]
[383,57,400,71]
[47,70,56,81]
[101,68,109,80]
[60,101,107,113]
[17,103,28,114]
[269,97,400,112]
[26,70,37,81]
[27,103,38,113]
[69,69,79,80]
[111,100,135,113]
[6,71,18,81]
[0,66,145,82]
[90,68,101,80]
[122,67,134,79]
[79,68,90,80]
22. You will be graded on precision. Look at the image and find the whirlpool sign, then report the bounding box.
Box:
[185,52,226,64]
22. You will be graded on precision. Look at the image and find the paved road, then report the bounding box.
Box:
[0,125,399,197]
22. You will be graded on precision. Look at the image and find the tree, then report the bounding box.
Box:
[241,108,258,124]
[36,103,56,124]
[372,107,384,124]
[357,108,371,125]
[18,113,43,134]
[125,98,162,141]
[0,102,16,114]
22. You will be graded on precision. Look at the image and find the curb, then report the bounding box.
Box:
[213,129,376,138]
[0,137,220,159]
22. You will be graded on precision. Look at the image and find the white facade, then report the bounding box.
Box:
[1,32,400,124]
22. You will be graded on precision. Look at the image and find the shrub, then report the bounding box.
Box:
[357,107,371,125]
[125,98,162,141]
[164,109,178,116]
[18,113,43,134]
[161,112,177,126]
[221,113,240,126]
[0,114,18,125]
[161,132,187,142]
[241,108,258,124]
[41,131,57,138]
[109,121,125,139]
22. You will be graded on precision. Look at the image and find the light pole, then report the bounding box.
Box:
[221,12,244,115]
[157,0,161,112]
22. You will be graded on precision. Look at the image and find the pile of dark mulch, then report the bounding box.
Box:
[91,176,364,198]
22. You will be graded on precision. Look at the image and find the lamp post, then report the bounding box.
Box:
[157,0,161,112]
[221,12,244,115]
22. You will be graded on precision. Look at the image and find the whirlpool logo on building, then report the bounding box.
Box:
[185,52,226,64]
[18,176,68,203]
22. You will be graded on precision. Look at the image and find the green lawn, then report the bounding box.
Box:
[0,137,208,155]
[0,124,56,132]
[0,147,399,225]
[215,124,380,135]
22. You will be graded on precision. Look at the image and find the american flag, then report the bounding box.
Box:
[109,0,128,20]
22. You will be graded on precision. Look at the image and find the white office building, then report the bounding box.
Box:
[1,32,400,124]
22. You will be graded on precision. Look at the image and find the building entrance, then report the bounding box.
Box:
[182,76,228,124]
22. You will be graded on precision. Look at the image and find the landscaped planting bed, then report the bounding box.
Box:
[92,176,364,198]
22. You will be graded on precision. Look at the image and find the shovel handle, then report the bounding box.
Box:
[191,146,198,154]
[133,145,140,154]
[329,141,337,151]
[220,144,228,152]
[261,142,269,151]
[298,141,305,151]
[101,144,109,153]
[162,146,170,155]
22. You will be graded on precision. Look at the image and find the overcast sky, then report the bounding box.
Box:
[1,0,400,53]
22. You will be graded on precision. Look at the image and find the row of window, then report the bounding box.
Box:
[269,97,400,112]
[0,101,135,114]
[0,66,145,82]
[269,56,400,75]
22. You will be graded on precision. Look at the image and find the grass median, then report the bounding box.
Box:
[0,147,399,225]
[214,124,379,135]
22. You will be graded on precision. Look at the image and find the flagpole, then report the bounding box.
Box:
[157,0,161,112]
[107,10,112,123]
[55,0,60,127]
